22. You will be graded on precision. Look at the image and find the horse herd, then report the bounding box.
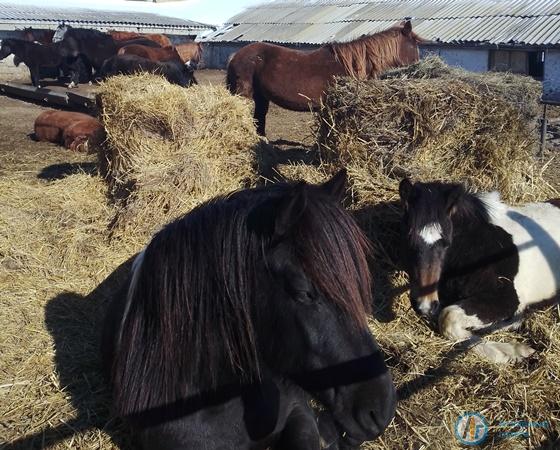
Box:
[6,21,560,449]
[0,24,201,88]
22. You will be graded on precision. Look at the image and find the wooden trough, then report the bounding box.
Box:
[0,82,97,111]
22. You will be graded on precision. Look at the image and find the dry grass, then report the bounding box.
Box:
[0,169,132,449]
[96,73,260,240]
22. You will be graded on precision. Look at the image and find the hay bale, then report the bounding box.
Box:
[96,73,260,238]
[382,55,541,122]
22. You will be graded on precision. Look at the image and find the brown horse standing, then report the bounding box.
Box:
[227,21,424,136]
[108,30,172,47]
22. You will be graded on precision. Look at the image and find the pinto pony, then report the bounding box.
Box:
[102,171,396,449]
[227,20,424,136]
[34,110,104,152]
[399,179,560,363]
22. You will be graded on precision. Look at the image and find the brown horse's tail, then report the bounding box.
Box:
[226,54,238,95]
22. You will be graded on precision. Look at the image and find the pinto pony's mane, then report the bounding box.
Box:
[112,182,372,417]
[329,22,422,79]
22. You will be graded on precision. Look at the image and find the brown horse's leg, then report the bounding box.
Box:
[253,89,269,137]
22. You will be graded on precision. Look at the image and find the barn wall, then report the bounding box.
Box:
[543,49,560,100]
[421,46,489,72]
[201,42,246,69]
[201,42,318,69]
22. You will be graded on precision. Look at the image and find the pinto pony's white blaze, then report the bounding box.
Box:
[418,222,443,245]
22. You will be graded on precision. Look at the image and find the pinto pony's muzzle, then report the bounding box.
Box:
[410,256,444,320]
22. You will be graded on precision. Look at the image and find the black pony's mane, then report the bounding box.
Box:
[113,181,372,417]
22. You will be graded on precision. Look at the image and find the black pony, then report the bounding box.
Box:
[0,39,66,87]
[99,54,196,87]
[53,25,118,86]
[102,171,396,449]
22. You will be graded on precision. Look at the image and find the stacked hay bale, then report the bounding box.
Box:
[96,73,260,240]
[278,57,559,449]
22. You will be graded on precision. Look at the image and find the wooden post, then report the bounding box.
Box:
[540,102,548,156]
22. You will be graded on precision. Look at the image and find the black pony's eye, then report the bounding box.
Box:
[293,290,314,305]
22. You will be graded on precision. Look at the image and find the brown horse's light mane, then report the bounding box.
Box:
[176,42,202,63]
[329,24,420,79]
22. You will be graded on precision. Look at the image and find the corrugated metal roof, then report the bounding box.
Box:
[0,2,215,31]
[204,0,560,46]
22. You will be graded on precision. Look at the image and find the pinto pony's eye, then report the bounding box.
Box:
[439,238,450,249]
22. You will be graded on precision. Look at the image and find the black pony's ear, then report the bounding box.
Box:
[445,184,464,216]
[274,184,308,239]
[401,20,413,36]
[319,169,347,202]
[399,178,413,208]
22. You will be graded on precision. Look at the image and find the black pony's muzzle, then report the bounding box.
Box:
[308,353,396,447]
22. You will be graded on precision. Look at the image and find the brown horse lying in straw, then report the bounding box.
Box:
[34,111,104,152]
[108,30,172,48]
[227,20,424,136]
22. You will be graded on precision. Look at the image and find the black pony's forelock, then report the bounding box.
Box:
[112,182,372,418]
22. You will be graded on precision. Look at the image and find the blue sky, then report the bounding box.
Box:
[3,0,264,26]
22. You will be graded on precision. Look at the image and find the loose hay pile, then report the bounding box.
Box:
[277,57,559,448]
[96,73,260,239]
[0,167,130,449]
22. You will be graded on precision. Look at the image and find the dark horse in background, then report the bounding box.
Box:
[52,24,161,87]
[102,171,396,449]
[399,179,560,363]
[53,25,117,86]
[0,39,66,87]
[22,27,55,44]
[99,54,196,87]
[227,20,425,136]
